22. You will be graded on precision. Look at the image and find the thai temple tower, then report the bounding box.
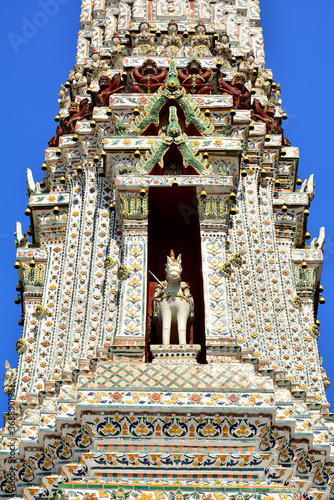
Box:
[2,0,334,498]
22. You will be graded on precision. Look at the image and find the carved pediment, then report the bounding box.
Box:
[131,59,215,137]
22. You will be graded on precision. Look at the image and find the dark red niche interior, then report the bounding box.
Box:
[149,144,199,176]
[146,186,206,362]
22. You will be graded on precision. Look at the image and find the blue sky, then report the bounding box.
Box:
[0,0,333,417]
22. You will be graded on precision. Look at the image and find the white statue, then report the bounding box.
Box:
[160,21,184,57]
[239,50,257,80]
[58,84,71,109]
[72,66,88,96]
[153,251,194,345]
[320,357,330,389]
[26,168,41,195]
[310,226,325,251]
[132,22,157,58]
[186,22,212,58]
[269,82,282,106]
[91,46,101,76]
[15,221,28,248]
[110,33,126,69]
[3,361,17,396]
[214,31,232,70]
[253,70,271,102]
[300,174,315,199]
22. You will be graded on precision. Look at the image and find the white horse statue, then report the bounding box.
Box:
[152,250,194,345]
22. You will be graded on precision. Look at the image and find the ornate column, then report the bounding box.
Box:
[111,190,149,361]
[197,188,231,350]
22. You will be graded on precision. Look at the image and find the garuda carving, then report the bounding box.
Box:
[251,99,283,134]
[178,59,213,94]
[131,60,167,94]
[218,72,251,109]
[95,74,124,106]
[48,99,92,147]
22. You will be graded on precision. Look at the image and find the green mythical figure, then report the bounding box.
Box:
[166,106,182,138]
[164,58,180,93]
[136,105,211,176]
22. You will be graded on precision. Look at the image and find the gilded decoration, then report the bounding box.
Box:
[197,195,229,220]
[21,264,45,287]
[293,265,317,292]
[119,193,149,221]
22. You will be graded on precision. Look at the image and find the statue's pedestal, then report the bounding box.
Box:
[151,344,201,364]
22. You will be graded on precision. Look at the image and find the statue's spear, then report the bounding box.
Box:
[149,270,166,289]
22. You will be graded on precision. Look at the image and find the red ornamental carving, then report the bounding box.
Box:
[178,60,213,94]
[131,60,167,94]
[48,99,92,147]
[95,74,124,106]
[251,98,283,134]
[218,72,251,109]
